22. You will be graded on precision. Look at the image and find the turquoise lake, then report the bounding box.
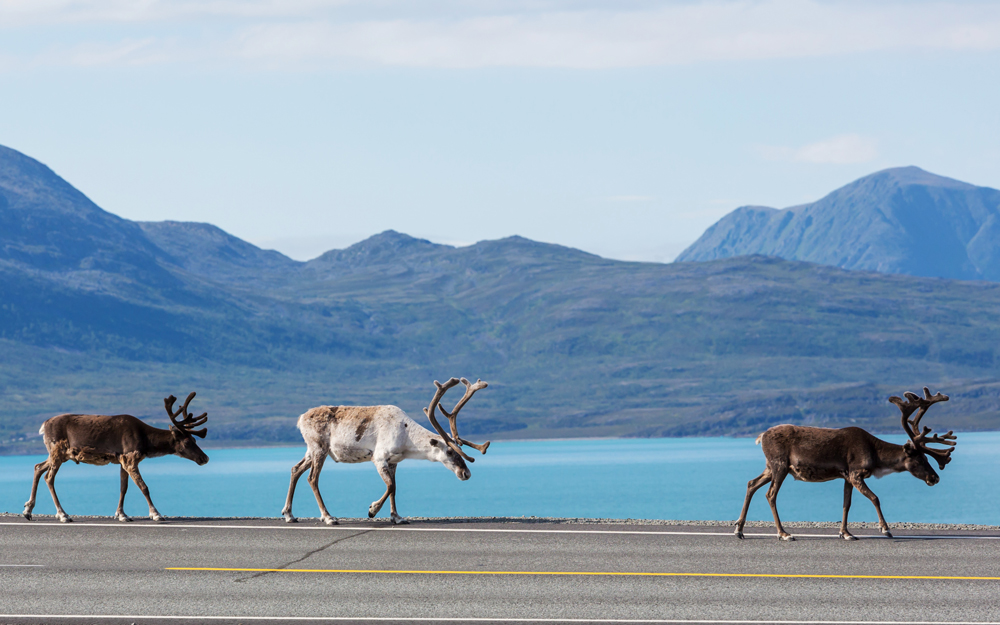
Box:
[2,434,998,524]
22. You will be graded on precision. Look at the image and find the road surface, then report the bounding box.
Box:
[1,516,1000,624]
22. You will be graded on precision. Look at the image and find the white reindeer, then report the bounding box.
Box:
[281,377,490,525]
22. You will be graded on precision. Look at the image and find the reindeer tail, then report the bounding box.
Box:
[755,433,764,445]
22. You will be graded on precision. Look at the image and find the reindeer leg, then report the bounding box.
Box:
[370,460,406,524]
[368,487,389,519]
[851,476,892,538]
[765,466,793,541]
[23,459,50,521]
[368,462,391,519]
[306,454,337,526]
[282,455,311,523]
[839,480,855,540]
[123,461,164,522]
[735,469,772,539]
[43,459,72,523]
[385,463,407,525]
[115,467,132,522]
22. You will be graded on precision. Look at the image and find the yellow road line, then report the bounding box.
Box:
[167,567,1000,580]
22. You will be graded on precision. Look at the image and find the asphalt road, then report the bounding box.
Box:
[2,517,1000,625]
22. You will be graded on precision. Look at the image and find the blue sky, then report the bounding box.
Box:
[1,1,999,261]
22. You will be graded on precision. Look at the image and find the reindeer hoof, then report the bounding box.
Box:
[283,515,298,524]
[390,514,408,525]
[840,532,857,541]
[151,514,165,522]
[735,530,744,539]
[22,508,32,521]
[115,513,132,523]
[368,503,381,518]
[321,516,338,526]
[778,534,794,541]
[58,515,72,523]
[882,530,893,538]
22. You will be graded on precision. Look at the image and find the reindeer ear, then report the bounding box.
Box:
[903,440,917,454]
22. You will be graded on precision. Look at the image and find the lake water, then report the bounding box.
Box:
[2,434,998,525]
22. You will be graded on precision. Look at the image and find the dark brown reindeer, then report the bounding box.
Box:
[735,387,956,541]
[23,392,210,523]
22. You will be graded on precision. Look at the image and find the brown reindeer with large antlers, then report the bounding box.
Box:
[23,392,210,523]
[282,377,490,525]
[735,387,956,541]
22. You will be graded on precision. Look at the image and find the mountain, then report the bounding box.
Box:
[2,145,1000,454]
[0,145,180,291]
[677,167,1000,281]
[0,147,371,363]
[138,221,297,285]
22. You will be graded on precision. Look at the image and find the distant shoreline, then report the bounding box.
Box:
[5,430,1000,457]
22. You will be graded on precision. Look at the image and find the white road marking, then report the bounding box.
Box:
[0,522,767,537]
[2,617,1000,624]
[0,522,1000,540]
[1,616,1000,624]
[0,521,997,540]
[0,564,42,567]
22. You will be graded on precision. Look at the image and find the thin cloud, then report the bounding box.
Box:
[3,1,1000,69]
[757,134,878,165]
[604,195,655,202]
[228,2,1000,69]
[795,134,878,164]
[0,0,344,25]
[58,39,164,67]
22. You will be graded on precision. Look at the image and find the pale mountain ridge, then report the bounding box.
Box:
[677,166,1000,281]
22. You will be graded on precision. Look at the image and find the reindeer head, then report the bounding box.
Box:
[427,437,471,480]
[423,377,490,481]
[889,387,957,486]
[164,392,210,466]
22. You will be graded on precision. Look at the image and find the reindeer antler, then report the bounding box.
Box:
[889,386,956,469]
[423,377,490,462]
[437,378,491,455]
[164,392,208,438]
